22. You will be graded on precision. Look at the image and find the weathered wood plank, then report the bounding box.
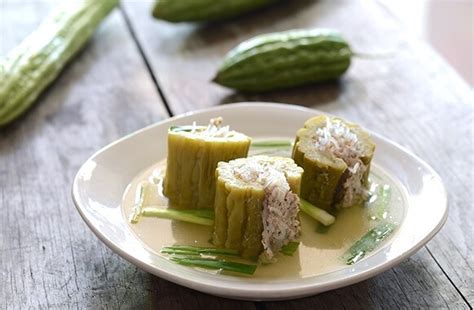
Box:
[122,0,473,307]
[0,1,254,309]
[266,248,469,309]
[0,1,163,308]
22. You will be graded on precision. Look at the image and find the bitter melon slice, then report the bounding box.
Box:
[163,118,250,209]
[292,115,375,210]
[212,155,303,262]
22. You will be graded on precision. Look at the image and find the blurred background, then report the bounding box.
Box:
[381,0,473,86]
[1,0,472,86]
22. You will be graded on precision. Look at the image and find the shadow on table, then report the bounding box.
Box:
[180,0,318,50]
[218,80,344,108]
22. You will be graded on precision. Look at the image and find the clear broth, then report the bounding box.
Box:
[121,143,406,280]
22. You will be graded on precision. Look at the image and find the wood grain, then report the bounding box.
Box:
[0,1,253,309]
[0,2,161,307]
[266,248,468,309]
[1,0,472,308]
[122,0,473,307]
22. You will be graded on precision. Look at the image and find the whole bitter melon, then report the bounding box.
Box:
[152,0,279,22]
[0,0,118,127]
[213,29,352,92]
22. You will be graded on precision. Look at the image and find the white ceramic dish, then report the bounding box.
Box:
[72,103,447,301]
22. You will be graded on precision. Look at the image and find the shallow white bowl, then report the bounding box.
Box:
[72,103,447,301]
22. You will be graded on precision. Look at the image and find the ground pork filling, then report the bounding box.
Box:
[234,161,300,261]
[314,118,368,207]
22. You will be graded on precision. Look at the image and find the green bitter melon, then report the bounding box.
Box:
[214,29,352,92]
[212,155,302,261]
[0,0,118,127]
[152,0,279,22]
[163,118,251,209]
[292,115,375,211]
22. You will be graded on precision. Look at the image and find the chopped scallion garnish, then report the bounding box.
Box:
[343,222,396,265]
[160,245,238,256]
[169,125,203,132]
[316,223,331,234]
[129,183,146,223]
[251,140,292,148]
[280,242,300,256]
[366,184,391,221]
[169,257,257,275]
[299,199,336,226]
[141,207,214,226]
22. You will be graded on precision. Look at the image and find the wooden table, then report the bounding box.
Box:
[1,0,472,308]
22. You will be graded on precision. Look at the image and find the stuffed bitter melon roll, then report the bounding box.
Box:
[292,115,375,210]
[164,117,251,209]
[212,156,303,262]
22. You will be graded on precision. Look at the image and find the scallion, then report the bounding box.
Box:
[343,222,396,265]
[160,245,238,256]
[299,199,336,226]
[129,183,146,223]
[251,140,292,148]
[169,125,203,132]
[366,184,391,220]
[316,223,331,234]
[170,257,257,275]
[280,242,300,256]
[141,207,214,226]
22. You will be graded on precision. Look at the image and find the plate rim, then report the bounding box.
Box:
[72,102,448,300]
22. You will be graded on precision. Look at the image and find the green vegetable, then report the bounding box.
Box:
[0,0,118,127]
[169,125,199,132]
[250,139,293,157]
[169,257,257,275]
[280,242,299,256]
[293,115,375,210]
[161,245,256,275]
[214,29,352,92]
[251,140,292,148]
[213,167,266,258]
[180,209,215,220]
[160,245,239,256]
[316,223,331,234]
[141,207,215,226]
[129,183,147,224]
[212,156,302,259]
[152,0,279,23]
[164,125,250,209]
[367,185,391,220]
[343,222,396,265]
[299,199,336,226]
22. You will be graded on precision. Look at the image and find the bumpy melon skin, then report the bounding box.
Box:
[163,130,250,209]
[292,115,375,210]
[213,176,265,259]
[214,29,352,92]
[293,145,345,210]
[212,156,302,259]
[152,0,279,23]
[0,0,118,126]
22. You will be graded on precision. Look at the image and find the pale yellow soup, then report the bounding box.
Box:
[121,143,405,280]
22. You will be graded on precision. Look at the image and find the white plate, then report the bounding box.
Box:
[72,103,447,301]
